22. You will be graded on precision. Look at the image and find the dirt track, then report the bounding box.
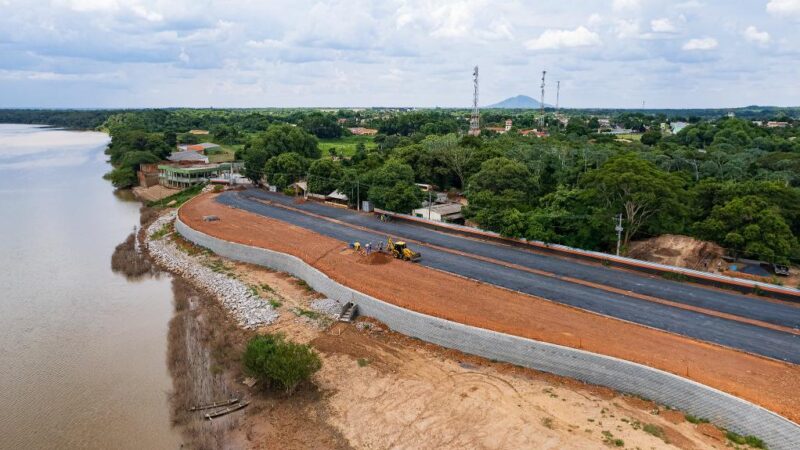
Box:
[181,193,800,422]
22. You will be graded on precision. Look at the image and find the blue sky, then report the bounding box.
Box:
[0,0,798,108]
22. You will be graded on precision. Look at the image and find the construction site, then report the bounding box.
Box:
[164,187,800,448]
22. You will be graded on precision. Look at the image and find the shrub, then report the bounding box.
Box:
[242,334,322,395]
[725,431,767,449]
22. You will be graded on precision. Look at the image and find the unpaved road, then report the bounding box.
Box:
[218,189,800,364]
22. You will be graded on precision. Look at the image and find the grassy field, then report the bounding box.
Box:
[616,133,643,141]
[318,135,376,157]
[207,144,241,163]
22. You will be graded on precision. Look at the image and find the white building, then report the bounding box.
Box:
[412,203,464,223]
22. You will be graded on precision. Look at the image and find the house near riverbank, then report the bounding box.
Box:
[167,151,209,163]
[158,163,231,189]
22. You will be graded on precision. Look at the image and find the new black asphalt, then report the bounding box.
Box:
[217,189,800,364]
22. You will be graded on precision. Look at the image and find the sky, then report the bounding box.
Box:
[0,0,799,109]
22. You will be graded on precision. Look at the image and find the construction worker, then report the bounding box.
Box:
[365,242,372,255]
[353,242,361,253]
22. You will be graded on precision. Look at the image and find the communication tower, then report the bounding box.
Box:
[469,66,480,136]
[539,70,547,129]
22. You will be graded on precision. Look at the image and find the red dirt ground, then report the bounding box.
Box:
[181,194,800,422]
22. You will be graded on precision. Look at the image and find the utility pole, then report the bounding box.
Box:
[356,179,360,211]
[555,80,560,116]
[427,189,433,220]
[614,213,624,256]
[540,70,547,129]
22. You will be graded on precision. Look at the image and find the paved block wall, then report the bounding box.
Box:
[176,216,800,449]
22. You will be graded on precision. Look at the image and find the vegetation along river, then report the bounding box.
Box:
[0,124,181,449]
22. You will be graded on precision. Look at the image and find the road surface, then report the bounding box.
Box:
[217,189,800,364]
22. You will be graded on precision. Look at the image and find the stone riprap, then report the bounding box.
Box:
[310,298,344,318]
[146,211,277,329]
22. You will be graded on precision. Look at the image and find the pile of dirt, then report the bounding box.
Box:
[357,252,393,265]
[628,234,725,271]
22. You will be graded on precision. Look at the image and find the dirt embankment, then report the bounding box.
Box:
[227,258,732,450]
[628,235,725,271]
[180,193,800,423]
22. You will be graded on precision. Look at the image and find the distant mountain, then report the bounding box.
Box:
[486,95,551,109]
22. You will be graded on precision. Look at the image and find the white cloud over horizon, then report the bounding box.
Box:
[682,37,719,50]
[524,26,601,50]
[0,0,798,108]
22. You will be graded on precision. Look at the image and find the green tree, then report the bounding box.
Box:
[308,158,343,194]
[640,129,662,146]
[248,124,320,160]
[424,133,473,189]
[242,148,269,184]
[368,181,423,213]
[242,334,322,395]
[299,112,343,139]
[103,166,137,189]
[364,159,422,213]
[582,153,685,249]
[264,152,308,190]
[695,196,798,263]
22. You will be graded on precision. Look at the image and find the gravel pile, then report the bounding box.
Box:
[146,211,278,329]
[310,298,344,318]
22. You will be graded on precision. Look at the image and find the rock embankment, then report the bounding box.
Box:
[146,211,277,328]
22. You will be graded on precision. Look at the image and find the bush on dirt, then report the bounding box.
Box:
[243,333,321,395]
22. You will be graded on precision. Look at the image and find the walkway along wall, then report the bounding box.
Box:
[175,215,800,450]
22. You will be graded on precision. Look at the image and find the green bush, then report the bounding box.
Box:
[242,334,322,394]
[725,430,767,449]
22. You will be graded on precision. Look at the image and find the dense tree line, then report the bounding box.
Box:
[7,107,798,262]
[239,116,800,263]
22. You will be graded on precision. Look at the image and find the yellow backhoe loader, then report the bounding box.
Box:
[387,237,421,262]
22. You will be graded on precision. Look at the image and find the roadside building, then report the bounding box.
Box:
[167,151,209,163]
[189,129,210,135]
[671,122,689,134]
[348,127,379,136]
[158,163,230,189]
[520,129,547,137]
[186,142,221,153]
[325,190,349,207]
[597,118,611,128]
[137,163,161,187]
[767,121,789,128]
[412,203,464,224]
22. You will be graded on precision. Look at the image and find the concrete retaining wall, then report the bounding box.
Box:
[176,216,800,449]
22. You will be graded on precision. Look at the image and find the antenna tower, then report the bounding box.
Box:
[539,70,547,129]
[556,80,561,115]
[468,66,481,136]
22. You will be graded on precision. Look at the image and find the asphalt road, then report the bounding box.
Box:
[218,189,800,364]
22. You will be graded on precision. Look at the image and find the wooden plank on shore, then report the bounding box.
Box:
[189,397,239,411]
[205,401,249,420]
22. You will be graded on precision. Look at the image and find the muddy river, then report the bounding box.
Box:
[0,124,180,449]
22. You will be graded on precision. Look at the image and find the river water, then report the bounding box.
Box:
[0,124,181,449]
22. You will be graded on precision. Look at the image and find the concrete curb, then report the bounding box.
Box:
[176,214,800,449]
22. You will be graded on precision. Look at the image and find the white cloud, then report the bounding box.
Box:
[650,18,676,33]
[743,26,770,44]
[614,19,640,38]
[682,37,718,50]
[613,0,640,11]
[525,26,600,50]
[767,0,800,18]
